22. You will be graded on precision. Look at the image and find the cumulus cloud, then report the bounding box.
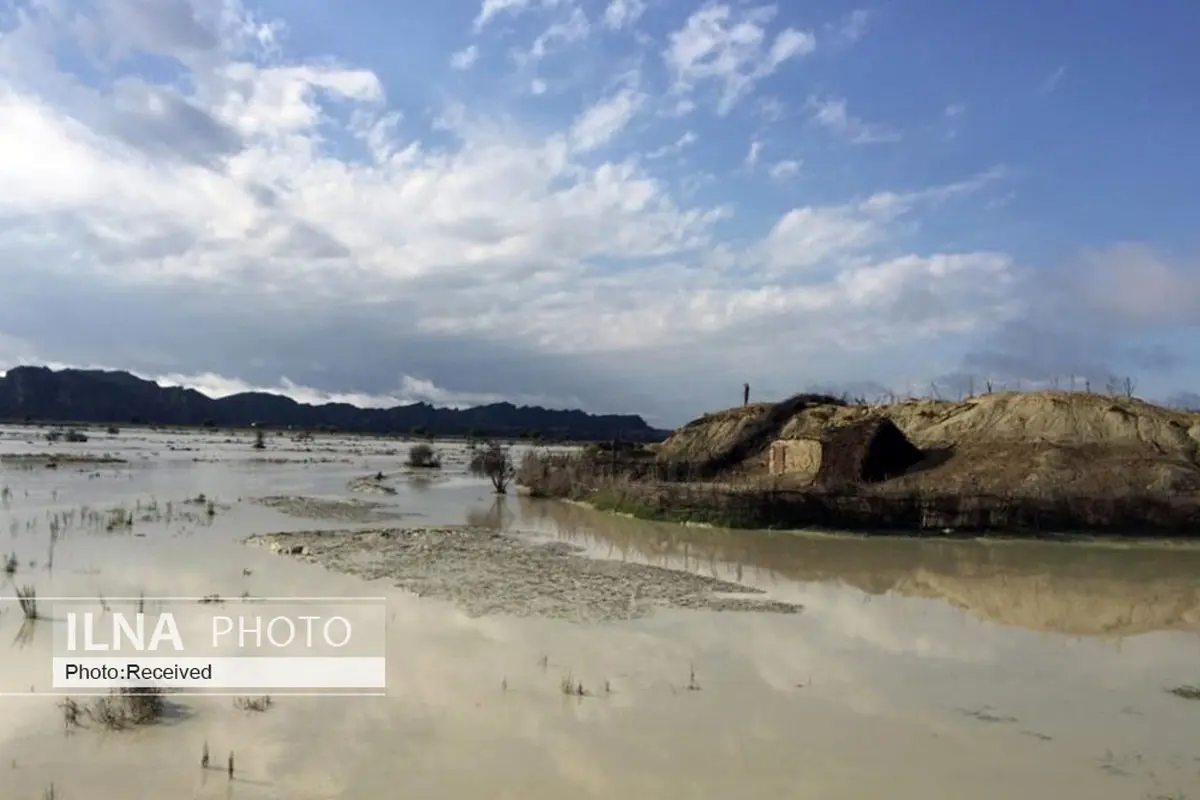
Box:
[0,0,1116,426]
[665,3,815,115]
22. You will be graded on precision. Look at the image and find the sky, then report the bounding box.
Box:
[0,0,1197,427]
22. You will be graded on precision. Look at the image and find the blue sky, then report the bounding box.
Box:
[0,0,1197,425]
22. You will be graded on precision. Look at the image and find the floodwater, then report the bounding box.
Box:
[1,424,1198,799]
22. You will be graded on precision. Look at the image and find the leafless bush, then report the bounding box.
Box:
[58,697,83,729]
[406,443,441,469]
[469,442,515,494]
[86,687,167,730]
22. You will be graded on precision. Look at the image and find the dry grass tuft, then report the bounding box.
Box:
[78,687,168,730]
[560,673,586,697]
[233,695,273,712]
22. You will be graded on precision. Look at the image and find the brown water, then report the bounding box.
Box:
[1,425,1198,799]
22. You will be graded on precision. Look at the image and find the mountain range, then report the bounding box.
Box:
[0,366,667,441]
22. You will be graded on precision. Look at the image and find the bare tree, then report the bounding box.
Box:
[469,442,516,494]
[1122,376,1137,398]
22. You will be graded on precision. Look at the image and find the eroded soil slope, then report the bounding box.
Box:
[656,392,1200,495]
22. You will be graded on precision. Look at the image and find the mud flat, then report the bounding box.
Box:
[0,453,127,465]
[347,472,399,494]
[248,526,802,622]
[252,494,413,522]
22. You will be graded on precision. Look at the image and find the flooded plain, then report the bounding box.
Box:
[1,424,1199,799]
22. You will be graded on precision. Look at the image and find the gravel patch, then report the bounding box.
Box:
[347,473,399,495]
[247,527,802,622]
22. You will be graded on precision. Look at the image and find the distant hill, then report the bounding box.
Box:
[0,366,668,442]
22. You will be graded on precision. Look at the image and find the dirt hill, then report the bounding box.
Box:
[656,392,1200,496]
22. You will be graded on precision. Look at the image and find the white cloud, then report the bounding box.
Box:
[450,45,479,70]
[665,4,815,115]
[768,159,801,180]
[569,84,646,153]
[1040,65,1066,94]
[602,0,646,30]
[473,0,531,32]
[807,95,900,144]
[762,169,1005,275]
[518,6,590,64]
[837,9,871,44]
[758,96,784,121]
[645,131,697,160]
[744,138,762,169]
[154,371,568,409]
[530,78,548,95]
[1078,244,1200,325]
[942,104,965,139]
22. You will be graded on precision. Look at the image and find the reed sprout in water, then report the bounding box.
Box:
[16,585,37,620]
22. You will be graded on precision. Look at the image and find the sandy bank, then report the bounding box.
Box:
[247,526,802,621]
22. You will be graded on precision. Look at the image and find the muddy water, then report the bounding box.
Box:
[0,425,1198,799]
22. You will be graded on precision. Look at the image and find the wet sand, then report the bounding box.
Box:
[249,526,802,620]
[0,424,1198,799]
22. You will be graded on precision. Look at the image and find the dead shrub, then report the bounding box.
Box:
[406,443,441,469]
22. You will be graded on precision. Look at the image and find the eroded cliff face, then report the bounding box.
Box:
[655,391,1200,493]
[0,366,667,441]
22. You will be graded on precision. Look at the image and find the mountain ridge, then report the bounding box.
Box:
[0,366,668,441]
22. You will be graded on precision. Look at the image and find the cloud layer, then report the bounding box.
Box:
[0,0,1194,424]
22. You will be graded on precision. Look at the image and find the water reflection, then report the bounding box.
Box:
[513,497,1200,638]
